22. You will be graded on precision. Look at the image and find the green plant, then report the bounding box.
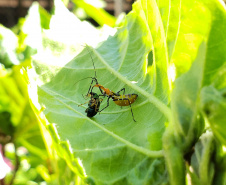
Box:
[1,0,226,184]
[0,2,78,185]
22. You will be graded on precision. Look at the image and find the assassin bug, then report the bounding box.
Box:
[87,78,138,121]
[78,45,138,122]
[78,92,103,117]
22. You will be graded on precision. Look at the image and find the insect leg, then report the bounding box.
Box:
[99,96,111,112]
[98,86,106,95]
[122,99,136,122]
[78,100,89,107]
[114,97,136,122]
[116,88,125,95]
[89,84,104,98]
[115,88,125,109]
[87,78,98,94]
[82,93,89,100]
[128,101,136,122]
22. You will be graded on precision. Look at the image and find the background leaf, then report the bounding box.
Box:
[71,0,116,27]
[0,25,20,68]
[201,84,226,145]
[162,0,226,184]
[187,132,215,185]
[166,0,212,77]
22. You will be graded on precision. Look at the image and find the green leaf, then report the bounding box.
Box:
[126,158,167,184]
[187,132,215,185]
[138,0,170,103]
[39,5,51,29]
[203,1,226,86]
[163,128,185,185]
[201,85,226,145]
[0,66,26,127]
[0,25,20,67]
[199,0,226,147]
[212,142,226,185]
[168,42,206,152]
[162,0,226,184]
[22,2,43,51]
[71,0,116,27]
[28,0,171,183]
[166,0,212,77]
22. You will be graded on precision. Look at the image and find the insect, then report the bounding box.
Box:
[87,78,138,122]
[78,45,138,121]
[78,92,103,117]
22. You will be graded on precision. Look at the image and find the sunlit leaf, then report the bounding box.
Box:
[72,0,116,27]
[28,0,171,183]
[162,0,226,184]
[0,25,19,67]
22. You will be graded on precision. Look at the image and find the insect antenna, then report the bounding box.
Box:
[73,76,93,86]
[74,44,99,96]
[83,44,97,79]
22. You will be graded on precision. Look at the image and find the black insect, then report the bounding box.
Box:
[79,92,103,117]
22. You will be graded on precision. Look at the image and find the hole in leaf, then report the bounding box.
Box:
[147,50,153,67]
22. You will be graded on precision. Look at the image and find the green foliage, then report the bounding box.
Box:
[0,2,78,185]
[0,0,226,184]
[0,25,19,68]
[71,0,116,27]
[187,132,215,185]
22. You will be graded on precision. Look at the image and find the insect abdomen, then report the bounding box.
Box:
[85,107,98,117]
[113,94,138,106]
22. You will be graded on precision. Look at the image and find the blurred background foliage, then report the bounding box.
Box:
[0,0,128,184]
